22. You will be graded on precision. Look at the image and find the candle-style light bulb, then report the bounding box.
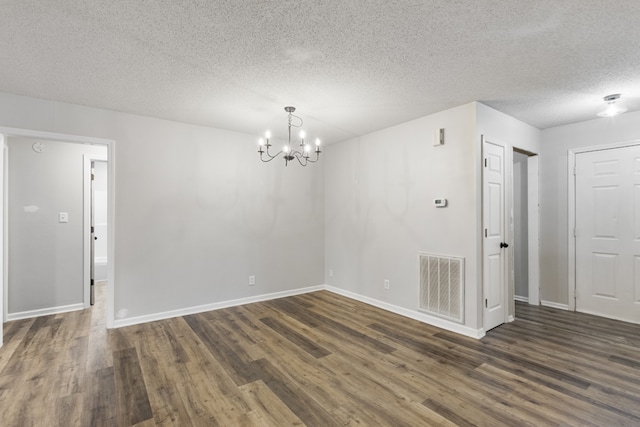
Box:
[258,138,264,146]
[304,144,311,153]
[265,130,271,139]
[283,145,290,153]
[315,138,321,146]
[300,130,306,139]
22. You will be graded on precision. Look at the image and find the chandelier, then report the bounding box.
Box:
[258,106,321,166]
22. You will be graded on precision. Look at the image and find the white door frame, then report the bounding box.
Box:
[526,155,540,306]
[0,134,5,346]
[1,127,116,329]
[83,154,108,308]
[567,139,640,311]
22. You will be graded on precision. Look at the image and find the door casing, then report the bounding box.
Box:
[568,139,640,313]
[84,155,108,308]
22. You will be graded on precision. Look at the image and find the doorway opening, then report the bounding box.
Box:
[1,127,115,342]
[84,155,108,313]
[512,148,539,307]
[483,136,540,334]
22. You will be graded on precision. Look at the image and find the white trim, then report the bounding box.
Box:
[507,314,515,322]
[527,155,540,305]
[514,295,529,303]
[112,284,486,339]
[540,300,569,311]
[0,135,4,347]
[83,154,107,309]
[2,136,7,326]
[7,303,84,321]
[113,285,325,328]
[568,139,640,313]
[0,127,111,145]
[326,286,485,339]
[0,127,116,329]
[576,308,640,325]
[567,149,576,311]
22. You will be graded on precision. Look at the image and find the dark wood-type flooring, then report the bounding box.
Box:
[1,284,640,426]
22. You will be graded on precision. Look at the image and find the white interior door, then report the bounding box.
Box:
[576,145,640,324]
[483,139,508,331]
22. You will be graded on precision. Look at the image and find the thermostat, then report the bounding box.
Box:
[434,198,448,207]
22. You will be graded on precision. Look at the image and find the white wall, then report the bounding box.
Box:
[8,138,107,314]
[540,111,640,304]
[513,151,529,298]
[325,103,482,331]
[324,102,541,335]
[0,92,324,322]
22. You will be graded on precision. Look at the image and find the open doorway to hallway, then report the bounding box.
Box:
[1,127,115,339]
[512,148,539,307]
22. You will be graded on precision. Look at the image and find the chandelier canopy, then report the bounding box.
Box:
[258,106,321,166]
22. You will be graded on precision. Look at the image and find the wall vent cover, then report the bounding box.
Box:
[419,253,464,323]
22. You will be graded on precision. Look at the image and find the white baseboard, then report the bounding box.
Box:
[7,302,85,321]
[325,286,485,339]
[575,308,640,324]
[514,295,529,303]
[113,285,325,329]
[112,284,486,339]
[540,300,569,311]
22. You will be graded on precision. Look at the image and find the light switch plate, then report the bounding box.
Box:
[58,212,68,223]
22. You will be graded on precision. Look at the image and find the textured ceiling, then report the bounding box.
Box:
[1,1,639,144]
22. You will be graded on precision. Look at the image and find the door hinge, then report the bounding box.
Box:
[484,228,487,237]
[573,166,576,176]
[485,298,488,308]
[91,226,95,233]
[484,158,487,167]
[573,227,577,237]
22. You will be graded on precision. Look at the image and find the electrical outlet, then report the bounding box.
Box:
[329,269,333,278]
[249,275,255,286]
[384,279,390,290]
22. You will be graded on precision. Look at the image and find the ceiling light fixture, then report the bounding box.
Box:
[597,94,627,118]
[258,106,321,166]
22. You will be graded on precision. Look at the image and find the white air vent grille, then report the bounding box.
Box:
[419,253,464,323]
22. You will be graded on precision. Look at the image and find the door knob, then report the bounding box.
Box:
[500,242,509,248]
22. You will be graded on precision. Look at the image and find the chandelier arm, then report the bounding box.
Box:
[293,151,308,167]
[304,153,320,163]
[259,145,283,162]
[260,151,282,162]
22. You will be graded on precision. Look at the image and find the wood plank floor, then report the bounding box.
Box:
[1,285,640,426]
